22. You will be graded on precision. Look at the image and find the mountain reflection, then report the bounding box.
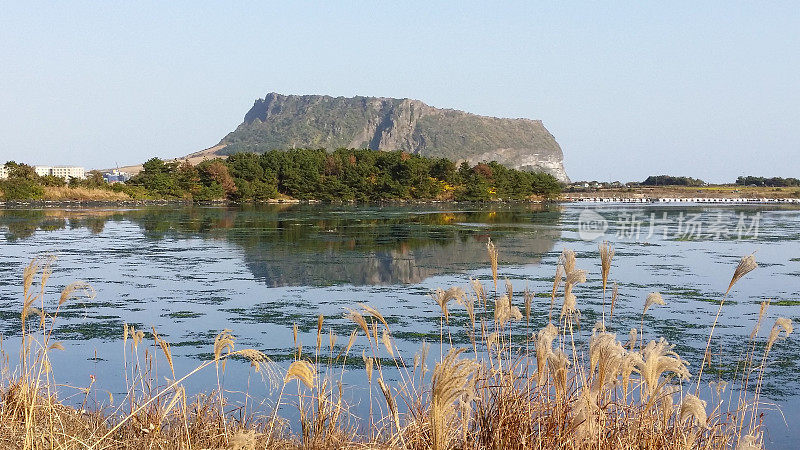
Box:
[0,204,561,286]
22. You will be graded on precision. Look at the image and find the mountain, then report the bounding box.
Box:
[188,93,569,182]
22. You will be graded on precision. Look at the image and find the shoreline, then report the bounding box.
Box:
[3,196,800,208]
[563,196,800,204]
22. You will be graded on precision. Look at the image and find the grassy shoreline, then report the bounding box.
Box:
[564,185,800,201]
[2,185,800,206]
[1,182,798,205]
[1,245,790,449]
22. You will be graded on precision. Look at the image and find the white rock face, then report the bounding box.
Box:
[468,148,570,183]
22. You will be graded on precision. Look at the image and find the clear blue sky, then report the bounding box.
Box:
[1,1,798,182]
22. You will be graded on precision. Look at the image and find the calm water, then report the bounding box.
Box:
[0,204,798,447]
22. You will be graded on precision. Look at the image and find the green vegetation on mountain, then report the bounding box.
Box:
[210,93,570,182]
[127,149,561,202]
[1,150,562,202]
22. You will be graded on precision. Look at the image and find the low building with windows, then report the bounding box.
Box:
[34,166,86,180]
[0,165,7,179]
[103,169,130,184]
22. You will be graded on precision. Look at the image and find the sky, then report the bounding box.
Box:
[1,1,798,183]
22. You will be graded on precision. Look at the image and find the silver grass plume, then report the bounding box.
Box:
[726,253,758,295]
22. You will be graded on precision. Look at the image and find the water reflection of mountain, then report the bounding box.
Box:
[0,205,561,286]
[242,228,559,286]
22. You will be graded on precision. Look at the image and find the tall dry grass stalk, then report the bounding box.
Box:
[698,253,759,392]
[430,349,478,450]
[487,238,498,291]
[1,247,789,450]
[599,241,614,324]
[609,282,619,320]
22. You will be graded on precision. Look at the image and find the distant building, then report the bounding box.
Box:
[34,166,86,180]
[34,166,51,177]
[0,165,7,180]
[103,169,130,184]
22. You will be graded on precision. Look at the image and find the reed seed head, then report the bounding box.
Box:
[345,309,370,338]
[565,269,587,286]
[524,288,533,323]
[236,348,278,385]
[431,348,479,450]
[358,303,389,328]
[229,430,257,450]
[680,394,707,429]
[431,287,467,323]
[464,292,476,327]
[599,241,614,292]
[213,329,235,363]
[751,301,769,339]
[610,282,619,319]
[494,294,522,326]
[129,326,145,349]
[362,350,373,383]
[382,328,394,358]
[487,238,499,290]
[377,377,400,433]
[727,253,757,295]
[735,435,762,450]
[766,317,793,353]
[535,323,558,385]
[284,360,315,389]
[627,328,638,350]
[560,293,577,319]
[329,328,337,353]
[58,281,95,306]
[49,342,64,351]
[589,331,625,390]
[572,388,601,442]
[620,350,643,395]
[639,338,690,398]
[643,292,665,314]
[344,329,357,355]
[470,278,486,306]
[23,257,50,301]
[659,385,680,425]
[414,341,430,375]
[157,336,175,377]
[548,349,570,395]
[316,314,323,350]
[560,249,576,274]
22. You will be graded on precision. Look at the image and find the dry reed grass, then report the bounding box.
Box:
[42,186,130,201]
[0,247,791,449]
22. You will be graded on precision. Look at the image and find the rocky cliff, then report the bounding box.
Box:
[208,93,569,182]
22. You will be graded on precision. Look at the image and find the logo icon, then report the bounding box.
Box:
[578,209,608,241]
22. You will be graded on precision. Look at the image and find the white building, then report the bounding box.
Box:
[34,166,86,180]
[34,166,51,177]
[0,165,7,179]
[103,169,130,183]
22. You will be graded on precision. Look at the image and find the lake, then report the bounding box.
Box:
[0,203,797,447]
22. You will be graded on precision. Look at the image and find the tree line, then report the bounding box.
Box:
[640,175,799,187]
[1,149,563,202]
[129,149,562,201]
[641,175,706,186]
[735,176,800,187]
